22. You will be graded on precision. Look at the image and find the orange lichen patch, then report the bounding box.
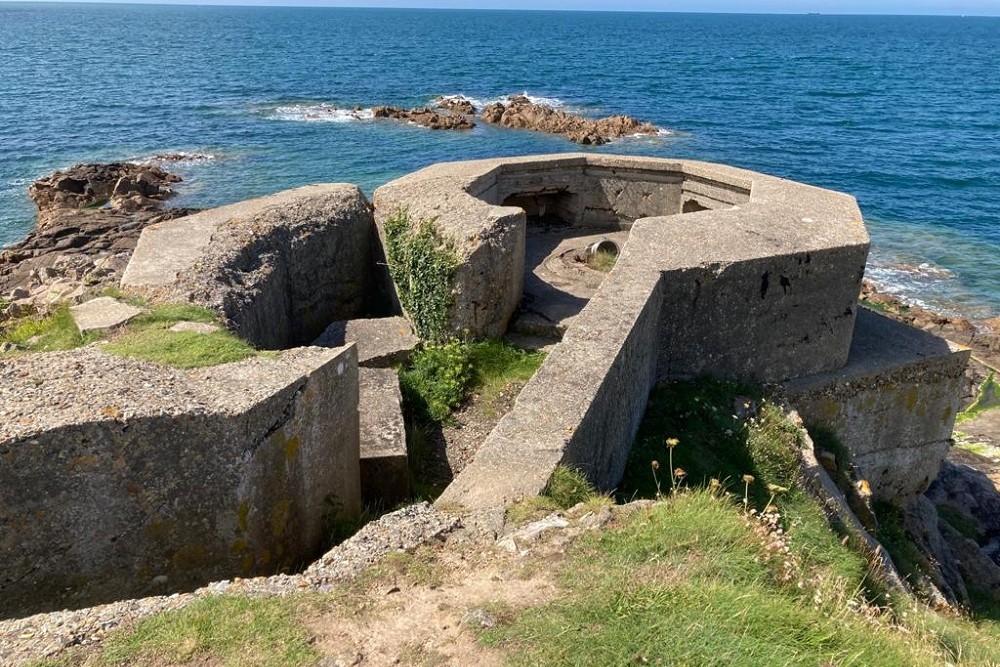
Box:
[284,434,300,460]
[270,499,291,538]
[172,543,207,570]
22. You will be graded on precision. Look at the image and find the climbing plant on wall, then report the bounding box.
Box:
[383,208,459,342]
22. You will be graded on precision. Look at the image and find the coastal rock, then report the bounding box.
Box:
[480,95,660,144]
[371,105,475,130]
[29,163,180,227]
[1,161,199,324]
[434,95,476,115]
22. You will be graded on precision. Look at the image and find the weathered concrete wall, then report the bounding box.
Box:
[372,154,861,350]
[656,248,867,383]
[0,345,360,619]
[784,309,970,504]
[377,154,873,514]
[436,256,662,510]
[121,184,379,349]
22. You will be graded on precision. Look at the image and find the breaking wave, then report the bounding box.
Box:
[128,151,218,166]
[268,104,375,123]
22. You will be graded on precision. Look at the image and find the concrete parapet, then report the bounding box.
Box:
[414,154,872,513]
[374,154,868,382]
[437,262,662,510]
[358,367,409,507]
[784,309,970,504]
[0,345,360,619]
[121,184,380,349]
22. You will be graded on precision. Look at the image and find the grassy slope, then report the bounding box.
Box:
[26,381,1000,667]
[485,380,1000,665]
[1,301,260,368]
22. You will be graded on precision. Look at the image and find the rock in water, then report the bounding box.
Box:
[371,105,475,130]
[480,94,660,144]
[434,95,477,115]
[29,163,181,226]
[2,163,196,322]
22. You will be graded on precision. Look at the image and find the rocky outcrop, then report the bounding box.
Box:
[902,468,1000,609]
[29,163,180,227]
[480,95,660,145]
[372,105,475,130]
[434,95,476,115]
[2,164,197,322]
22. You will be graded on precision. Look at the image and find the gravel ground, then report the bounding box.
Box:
[0,503,458,667]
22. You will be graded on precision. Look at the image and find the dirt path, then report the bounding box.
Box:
[304,542,560,666]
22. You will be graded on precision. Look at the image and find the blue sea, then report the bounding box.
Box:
[1,4,998,318]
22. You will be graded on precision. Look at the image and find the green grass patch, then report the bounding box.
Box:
[958,372,1000,424]
[100,595,318,666]
[104,326,258,369]
[0,304,96,352]
[398,339,545,501]
[466,340,545,416]
[584,249,617,272]
[484,489,995,666]
[399,340,472,423]
[507,466,608,526]
[619,379,800,506]
[1,299,262,369]
[398,339,543,434]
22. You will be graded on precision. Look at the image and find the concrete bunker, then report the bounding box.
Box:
[494,161,752,339]
[0,154,973,626]
[373,154,967,522]
[373,155,752,341]
[0,185,410,620]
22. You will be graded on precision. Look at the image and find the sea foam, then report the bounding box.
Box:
[269,104,375,123]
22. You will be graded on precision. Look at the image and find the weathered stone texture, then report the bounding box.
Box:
[69,296,144,334]
[121,184,379,349]
[437,266,662,511]
[314,316,418,368]
[0,345,360,619]
[390,154,872,513]
[784,309,970,504]
[358,368,409,507]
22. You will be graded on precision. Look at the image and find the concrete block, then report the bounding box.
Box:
[315,316,418,368]
[358,368,409,507]
[122,184,380,349]
[69,296,143,334]
[169,321,220,334]
[0,344,360,619]
[784,309,970,504]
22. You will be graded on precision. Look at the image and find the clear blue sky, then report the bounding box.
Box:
[7,0,1000,15]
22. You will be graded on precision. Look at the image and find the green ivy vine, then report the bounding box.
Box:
[383,208,459,342]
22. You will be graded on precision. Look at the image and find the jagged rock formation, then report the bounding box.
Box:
[892,460,1000,609]
[480,95,660,145]
[28,163,180,226]
[372,105,475,130]
[434,96,476,115]
[1,163,197,321]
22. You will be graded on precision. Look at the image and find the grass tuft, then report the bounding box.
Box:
[584,249,617,272]
[0,304,95,352]
[104,326,257,369]
[100,595,318,666]
[958,372,1000,424]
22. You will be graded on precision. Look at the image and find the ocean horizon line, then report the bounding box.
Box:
[2,0,999,18]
